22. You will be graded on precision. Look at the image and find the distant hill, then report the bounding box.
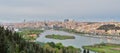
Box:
[97,24,120,32]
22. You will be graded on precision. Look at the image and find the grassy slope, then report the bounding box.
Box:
[83,43,120,53]
[19,29,44,40]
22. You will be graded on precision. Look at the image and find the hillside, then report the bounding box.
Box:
[0,26,80,53]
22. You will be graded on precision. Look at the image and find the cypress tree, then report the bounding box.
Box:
[83,49,86,53]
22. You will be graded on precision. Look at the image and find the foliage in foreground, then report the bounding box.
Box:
[19,29,43,41]
[0,27,80,53]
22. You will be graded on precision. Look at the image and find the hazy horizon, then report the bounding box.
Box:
[1,16,120,23]
[0,0,120,23]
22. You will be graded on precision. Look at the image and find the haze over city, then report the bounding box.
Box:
[1,0,120,53]
[0,0,120,23]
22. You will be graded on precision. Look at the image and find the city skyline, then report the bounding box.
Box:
[0,0,120,53]
[0,16,120,23]
[0,0,120,23]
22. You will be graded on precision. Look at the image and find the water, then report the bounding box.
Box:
[36,30,120,53]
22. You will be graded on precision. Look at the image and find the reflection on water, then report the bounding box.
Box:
[36,30,120,53]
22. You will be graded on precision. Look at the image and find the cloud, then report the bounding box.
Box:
[0,0,119,16]
[0,6,56,15]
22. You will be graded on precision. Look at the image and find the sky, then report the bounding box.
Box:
[0,0,120,23]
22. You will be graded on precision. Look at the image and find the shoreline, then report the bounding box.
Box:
[54,28,120,40]
[45,34,75,40]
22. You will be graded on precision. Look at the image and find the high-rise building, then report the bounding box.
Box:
[64,19,74,22]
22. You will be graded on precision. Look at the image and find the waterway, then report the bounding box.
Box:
[36,30,120,53]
